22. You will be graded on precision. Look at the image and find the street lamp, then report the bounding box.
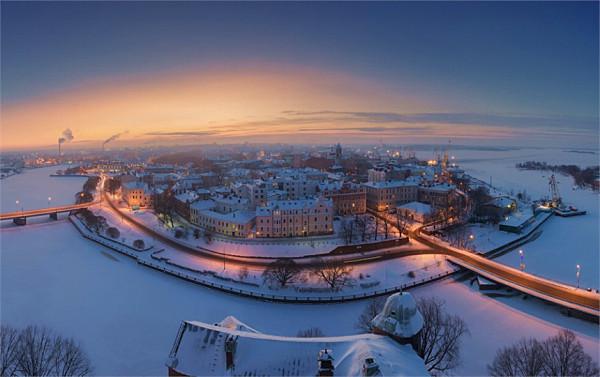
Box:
[519,249,525,271]
[576,264,581,288]
[48,196,52,207]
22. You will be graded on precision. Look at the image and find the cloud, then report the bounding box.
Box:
[283,110,598,130]
[144,131,220,137]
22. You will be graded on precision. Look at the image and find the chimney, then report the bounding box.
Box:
[317,349,334,376]
[224,336,236,370]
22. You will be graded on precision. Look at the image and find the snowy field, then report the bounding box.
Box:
[443,147,599,289]
[0,165,87,212]
[1,221,597,375]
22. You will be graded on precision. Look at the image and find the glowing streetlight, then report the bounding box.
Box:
[519,249,525,271]
[48,196,52,207]
[576,264,581,288]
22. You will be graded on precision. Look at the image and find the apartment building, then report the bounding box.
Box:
[255,198,333,238]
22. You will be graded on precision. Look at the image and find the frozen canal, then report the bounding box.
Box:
[0,165,87,212]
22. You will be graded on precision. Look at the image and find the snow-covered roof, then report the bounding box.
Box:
[256,198,332,215]
[419,183,456,193]
[196,209,256,224]
[122,181,149,191]
[167,317,428,376]
[189,199,215,211]
[500,209,535,227]
[398,201,432,215]
[362,179,419,189]
[485,196,516,208]
[371,292,424,340]
[174,191,199,203]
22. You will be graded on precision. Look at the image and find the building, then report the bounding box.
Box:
[173,191,201,220]
[499,209,536,233]
[255,198,333,238]
[396,201,432,223]
[320,182,366,216]
[122,181,153,209]
[367,167,388,183]
[363,180,419,211]
[189,200,255,238]
[417,183,457,209]
[166,293,427,376]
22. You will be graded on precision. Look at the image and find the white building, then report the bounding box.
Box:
[255,198,333,238]
[397,201,432,223]
[122,181,153,208]
[189,200,255,238]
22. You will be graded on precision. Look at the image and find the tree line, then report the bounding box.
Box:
[517,161,599,188]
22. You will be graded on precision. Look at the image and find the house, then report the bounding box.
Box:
[122,181,153,209]
[397,201,432,223]
[166,293,428,376]
[320,182,367,216]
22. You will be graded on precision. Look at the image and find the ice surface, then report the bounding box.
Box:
[1,165,86,211]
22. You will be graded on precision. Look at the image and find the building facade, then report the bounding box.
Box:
[255,198,333,238]
[122,181,153,208]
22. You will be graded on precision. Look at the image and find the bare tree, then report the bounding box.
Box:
[414,297,469,375]
[296,327,325,338]
[488,338,545,377]
[16,325,57,376]
[1,325,20,376]
[312,259,353,291]
[488,330,598,377]
[340,219,354,245]
[203,230,213,244]
[541,329,599,377]
[106,227,120,239]
[9,325,92,377]
[262,259,302,288]
[356,216,367,242]
[355,296,386,332]
[238,267,249,281]
[51,337,92,377]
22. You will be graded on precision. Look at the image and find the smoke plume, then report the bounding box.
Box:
[103,131,129,147]
[58,128,74,144]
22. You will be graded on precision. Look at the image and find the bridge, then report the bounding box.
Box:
[0,200,100,224]
[371,211,600,318]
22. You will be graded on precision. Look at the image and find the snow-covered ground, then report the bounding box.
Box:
[0,165,87,211]
[2,221,597,375]
[120,204,397,258]
[447,147,599,289]
[411,278,599,376]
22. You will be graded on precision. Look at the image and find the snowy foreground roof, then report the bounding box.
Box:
[372,292,424,340]
[167,316,428,376]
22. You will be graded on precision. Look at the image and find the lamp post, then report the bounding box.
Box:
[519,249,525,271]
[48,196,52,207]
[576,264,581,289]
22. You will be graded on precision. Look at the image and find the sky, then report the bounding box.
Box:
[1,2,598,151]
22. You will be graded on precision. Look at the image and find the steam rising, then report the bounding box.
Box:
[103,131,129,147]
[58,128,74,144]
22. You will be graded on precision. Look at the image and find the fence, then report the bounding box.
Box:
[70,215,456,303]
